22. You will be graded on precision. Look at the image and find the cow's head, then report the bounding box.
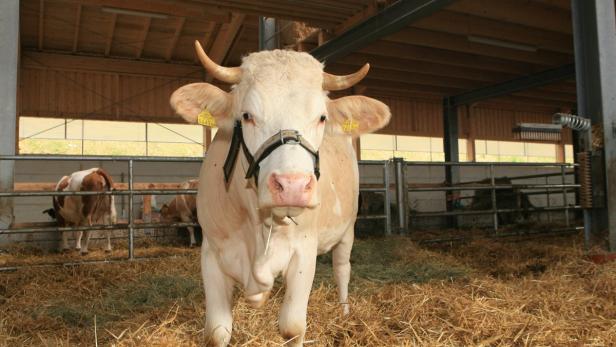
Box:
[171,41,390,219]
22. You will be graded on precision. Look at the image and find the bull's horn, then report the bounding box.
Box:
[322,63,370,91]
[194,40,242,84]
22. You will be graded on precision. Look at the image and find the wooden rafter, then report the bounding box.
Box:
[72,4,82,52]
[64,0,231,23]
[333,2,378,36]
[38,0,45,50]
[165,17,186,61]
[104,13,117,56]
[136,17,151,59]
[205,13,245,82]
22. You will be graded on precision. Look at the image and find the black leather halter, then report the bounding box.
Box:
[223,120,320,185]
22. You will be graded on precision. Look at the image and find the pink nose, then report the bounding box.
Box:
[268,173,315,207]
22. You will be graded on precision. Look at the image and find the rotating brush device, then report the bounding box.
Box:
[513,113,591,141]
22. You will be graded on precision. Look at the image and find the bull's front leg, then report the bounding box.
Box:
[202,245,234,347]
[332,226,354,315]
[279,245,317,346]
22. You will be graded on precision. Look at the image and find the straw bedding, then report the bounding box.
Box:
[1,233,615,346]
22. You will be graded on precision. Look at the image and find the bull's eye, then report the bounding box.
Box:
[319,115,327,123]
[242,112,253,122]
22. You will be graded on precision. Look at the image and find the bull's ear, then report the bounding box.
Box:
[170,83,232,124]
[326,96,391,137]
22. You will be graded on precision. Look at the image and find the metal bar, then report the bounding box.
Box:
[443,97,460,228]
[546,175,553,223]
[357,215,387,220]
[407,184,580,192]
[358,160,390,166]
[358,187,387,193]
[562,165,570,227]
[449,64,575,107]
[384,160,392,236]
[404,161,577,167]
[0,189,198,198]
[128,160,134,260]
[310,0,454,62]
[394,158,407,233]
[410,205,582,218]
[0,221,199,234]
[0,155,203,162]
[458,170,575,184]
[490,164,498,232]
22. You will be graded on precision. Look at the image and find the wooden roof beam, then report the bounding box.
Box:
[72,4,82,53]
[136,17,151,59]
[104,13,117,56]
[205,13,245,82]
[165,17,186,62]
[448,0,571,34]
[38,0,45,50]
[56,0,231,23]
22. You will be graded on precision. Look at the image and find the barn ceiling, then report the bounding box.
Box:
[19,0,577,113]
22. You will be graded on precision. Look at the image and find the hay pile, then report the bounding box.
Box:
[1,233,615,346]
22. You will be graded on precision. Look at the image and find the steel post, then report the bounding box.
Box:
[394,158,407,233]
[562,165,570,227]
[128,160,134,260]
[383,160,392,236]
[0,0,19,233]
[572,0,616,251]
[490,164,498,231]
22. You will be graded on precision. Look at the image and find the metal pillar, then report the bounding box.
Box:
[393,158,407,233]
[128,160,134,260]
[443,97,460,228]
[383,161,392,236]
[0,0,19,231]
[258,17,277,51]
[572,0,616,251]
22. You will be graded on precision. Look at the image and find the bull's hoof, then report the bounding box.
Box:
[80,251,89,256]
[60,248,70,253]
[104,249,112,254]
[189,243,196,248]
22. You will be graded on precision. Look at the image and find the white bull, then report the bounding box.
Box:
[170,41,390,346]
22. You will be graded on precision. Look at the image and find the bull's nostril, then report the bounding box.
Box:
[274,180,284,192]
[304,177,314,192]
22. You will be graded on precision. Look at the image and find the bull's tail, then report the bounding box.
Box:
[96,169,115,191]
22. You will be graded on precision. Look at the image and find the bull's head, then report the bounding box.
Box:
[171,41,390,219]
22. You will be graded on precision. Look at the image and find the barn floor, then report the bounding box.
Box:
[1,233,615,346]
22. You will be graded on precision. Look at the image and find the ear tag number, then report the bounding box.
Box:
[342,118,359,133]
[197,109,216,127]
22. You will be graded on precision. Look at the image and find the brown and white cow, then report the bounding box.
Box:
[170,42,390,346]
[160,179,199,247]
[46,168,117,254]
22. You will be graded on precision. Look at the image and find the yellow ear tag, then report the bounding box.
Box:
[342,118,359,133]
[197,109,216,127]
